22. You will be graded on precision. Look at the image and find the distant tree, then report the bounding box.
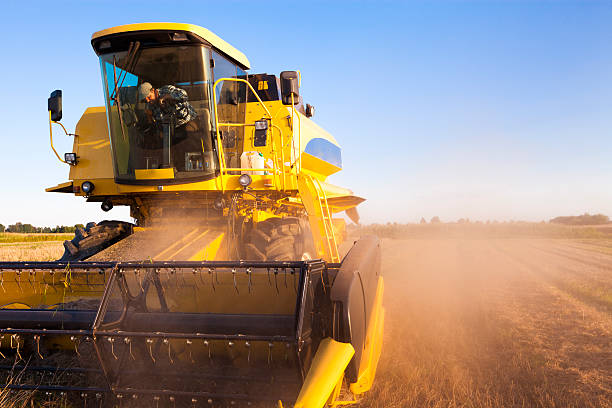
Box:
[430,216,441,224]
[420,217,427,224]
[550,213,610,226]
[0,224,4,233]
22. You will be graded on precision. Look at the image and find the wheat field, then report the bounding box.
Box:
[0,233,70,261]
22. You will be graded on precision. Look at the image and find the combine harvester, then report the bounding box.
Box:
[0,23,383,407]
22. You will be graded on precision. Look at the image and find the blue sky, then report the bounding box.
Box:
[0,1,610,226]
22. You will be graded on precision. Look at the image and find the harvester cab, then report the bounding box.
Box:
[1,23,384,407]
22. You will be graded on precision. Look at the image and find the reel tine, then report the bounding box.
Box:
[198,267,206,285]
[50,270,57,292]
[247,268,253,294]
[172,268,179,292]
[14,335,23,363]
[181,267,189,287]
[208,268,215,292]
[163,338,174,364]
[28,270,35,292]
[153,396,160,408]
[204,339,212,364]
[186,339,194,363]
[192,268,199,288]
[124,337,135,360]
[16,270,23,293]
[70,335,82,356]
[146,338,156,363]
[285,342,290,362]
[274,269,279,295]
[169,396,176,408]
[228,340,235,361]
[232,268,239,294]
[156,269,165,294]
[0,270,5,293]
[267,342,274,366]
[191,398,198,408]
[136,268,144,293]
[245,341,251,365]
[34,334,44,360]
[108,337,118,360]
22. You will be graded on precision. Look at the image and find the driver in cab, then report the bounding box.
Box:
[138,82,198,133]
[138,82,201,170]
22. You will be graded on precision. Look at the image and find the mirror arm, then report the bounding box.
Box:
[49,111,67,164]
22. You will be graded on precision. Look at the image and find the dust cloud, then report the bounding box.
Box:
[355,233,612,407]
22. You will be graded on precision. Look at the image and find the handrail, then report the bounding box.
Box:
[212,77,276,192]
[289,94,302,174]
[212,77,293,192]
[307,175,340,263]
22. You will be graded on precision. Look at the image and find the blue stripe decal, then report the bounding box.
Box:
[304,138,342,168]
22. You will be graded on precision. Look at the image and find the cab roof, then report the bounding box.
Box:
[91,22,250,70]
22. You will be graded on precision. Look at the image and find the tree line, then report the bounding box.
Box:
[0,222,84,233]
[549,213,609,226]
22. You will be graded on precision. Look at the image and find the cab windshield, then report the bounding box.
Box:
[100,45,217,183]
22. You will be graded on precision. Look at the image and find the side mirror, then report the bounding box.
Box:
[280,71,300,105]
[48,90,62,122]
[305,103,315,118]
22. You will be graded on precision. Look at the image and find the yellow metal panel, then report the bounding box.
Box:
[69,107,115,181]
[300,152,342,178]
[189,232,224,261]
[91,23,250,70]
[45,181,73,193]
[294,338,355,408]
[134,168,175,180]
[349,277,385,395]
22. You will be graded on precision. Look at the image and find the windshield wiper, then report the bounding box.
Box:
[110,41,140,101]
[112,55,129,141]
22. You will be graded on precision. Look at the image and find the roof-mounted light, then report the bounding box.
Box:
[172,32,188,41]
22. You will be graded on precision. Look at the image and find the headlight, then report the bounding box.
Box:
[238,174,252,188]
[81,181,95,195]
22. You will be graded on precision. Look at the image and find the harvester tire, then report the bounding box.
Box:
[246,217,315,261]
[58,220,134,261]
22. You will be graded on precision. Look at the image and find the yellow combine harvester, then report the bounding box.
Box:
[0,23,383,407]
